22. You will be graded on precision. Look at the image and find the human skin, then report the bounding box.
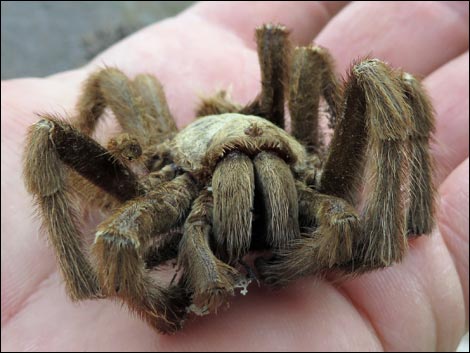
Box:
[1,1,468,351]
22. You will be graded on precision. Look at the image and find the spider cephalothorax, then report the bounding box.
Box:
[23,24,435,333]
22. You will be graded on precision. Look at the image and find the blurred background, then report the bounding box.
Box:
[1,1,468,351]
[1,1,194,79]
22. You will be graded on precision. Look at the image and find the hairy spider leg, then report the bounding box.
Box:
[400,73,436,235]
[65,67,180,204]
[289,45,341,153]
[23,117,143,300]
[179,190,240,313]
[132,73,178,142]
[320,59,414,270]
[74,67,177,145]
[92,174,199,333]
[256,60,419,284]
[240,24,290,128]
[144,230,183,269]
[195,90,242,117]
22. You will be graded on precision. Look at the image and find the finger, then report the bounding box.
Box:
[438,158,469,327]
[424,51,469,184]
[338,237,466,351]
[1,274,383,351]
[1,274,157,351]
[339,160,469,351]
[315,1,469,76]
[191,1,349,47]
[1,78,80,325]
[160,279,386,351]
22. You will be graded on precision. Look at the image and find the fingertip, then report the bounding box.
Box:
[191,1,349,47]
[425,51,469,184]
[316,1,469,76]
[439,1,470,24]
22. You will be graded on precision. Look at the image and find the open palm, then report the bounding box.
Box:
[2,2,468,351]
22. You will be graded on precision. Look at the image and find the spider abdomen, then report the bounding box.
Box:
[170,113,307,175]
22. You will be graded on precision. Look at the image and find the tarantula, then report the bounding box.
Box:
[23,24,435,333]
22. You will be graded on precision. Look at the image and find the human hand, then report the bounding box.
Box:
[2,1,468,351]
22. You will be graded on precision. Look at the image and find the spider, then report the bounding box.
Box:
[23,24,435,334]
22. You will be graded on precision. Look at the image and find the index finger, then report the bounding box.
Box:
[315,1,469,75]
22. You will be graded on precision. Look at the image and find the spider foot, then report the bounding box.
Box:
[93,230,190,334]
[255,256,292,288]
[313,197,360,267]
[92,229,142,296]
[151,283,191,334]
[238,259,260,287]
[191,260,240,313]
[407,214,434,237]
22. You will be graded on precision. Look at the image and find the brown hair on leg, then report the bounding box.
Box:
[179,190,240,313]
[92,174,199,333]
[321,59,413,268]
[212,152,254,263]
[133,73,178,143]
[144,230,182,269]
[23,119,100,300]
[74,69,108,135]
[289,45,341,153]
[43,117,144,201]
[74,68,177,145]
[401,73,436,235]
[195,90,242,117]
[141,163,181,190]
[240,24,290,128]
[23,115,151,299]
